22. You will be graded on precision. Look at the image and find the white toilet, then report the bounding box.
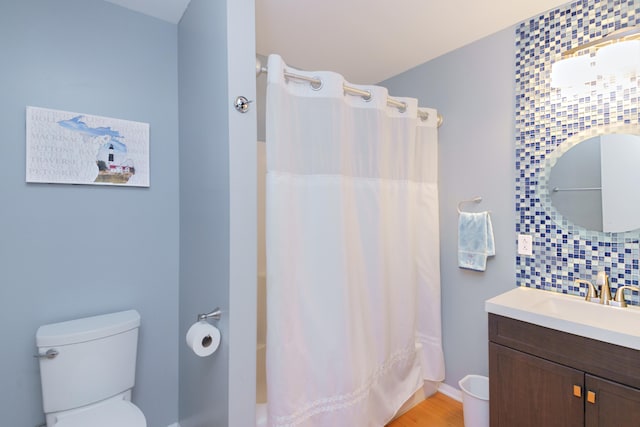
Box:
[36,309,147,427]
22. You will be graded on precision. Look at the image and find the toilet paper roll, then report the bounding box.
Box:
[186,321,221,357]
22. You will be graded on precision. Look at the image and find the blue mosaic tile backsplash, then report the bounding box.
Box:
[514,0,640,304]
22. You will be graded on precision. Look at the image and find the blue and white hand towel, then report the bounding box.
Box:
[458,211,495,271]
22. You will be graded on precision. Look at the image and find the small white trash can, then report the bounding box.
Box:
[458,374,489,427]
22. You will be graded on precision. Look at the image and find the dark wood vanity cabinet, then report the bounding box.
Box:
[489,314,640,427]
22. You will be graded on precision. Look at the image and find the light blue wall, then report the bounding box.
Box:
[0,1,179,426]
[382,27,517,389]
[178,0,231,426]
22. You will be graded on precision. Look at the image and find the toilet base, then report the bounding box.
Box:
[46,392,145,427]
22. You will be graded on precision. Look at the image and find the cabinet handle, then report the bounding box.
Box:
[573,385,582,398]
[587,390,596,404]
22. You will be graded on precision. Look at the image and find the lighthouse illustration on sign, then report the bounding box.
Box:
[57,115,136,184]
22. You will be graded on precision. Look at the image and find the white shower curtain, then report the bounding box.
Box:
[265,54,443,427]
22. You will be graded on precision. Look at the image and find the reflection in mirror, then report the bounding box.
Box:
[548,136,602,230]
[547,132,640,233]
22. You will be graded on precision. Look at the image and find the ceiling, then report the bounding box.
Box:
[105,0,570,83]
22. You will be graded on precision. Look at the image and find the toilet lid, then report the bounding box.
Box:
[54,400,146,427]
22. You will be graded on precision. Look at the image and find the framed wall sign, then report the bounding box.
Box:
[26,106,150,187]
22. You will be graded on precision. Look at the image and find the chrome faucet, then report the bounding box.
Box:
[576,279,599,303]
[611,285,640,308]
[596,271,612,305]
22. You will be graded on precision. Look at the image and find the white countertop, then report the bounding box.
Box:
[485,286,640,350]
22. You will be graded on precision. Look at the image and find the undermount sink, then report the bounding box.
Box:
[485,286,640,350]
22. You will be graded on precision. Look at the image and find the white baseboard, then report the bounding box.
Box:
[438,382,463,402]
[168,423,181,427]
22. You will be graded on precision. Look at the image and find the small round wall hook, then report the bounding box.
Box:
[234,96,252,113]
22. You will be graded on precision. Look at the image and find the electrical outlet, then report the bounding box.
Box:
[518,234,533,256]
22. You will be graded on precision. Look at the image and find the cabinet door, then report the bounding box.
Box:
[489,343,584,427]
[585,374,640,427]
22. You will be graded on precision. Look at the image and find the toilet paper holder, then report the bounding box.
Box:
[197,307,222,322]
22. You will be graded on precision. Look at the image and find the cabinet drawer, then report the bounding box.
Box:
[489,314,640,389]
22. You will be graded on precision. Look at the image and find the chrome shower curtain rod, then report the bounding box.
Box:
[256,58,443,127]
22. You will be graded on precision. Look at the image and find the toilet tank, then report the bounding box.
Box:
[36,310,141,414]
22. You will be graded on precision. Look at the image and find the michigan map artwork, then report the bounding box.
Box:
[26,106,150,187]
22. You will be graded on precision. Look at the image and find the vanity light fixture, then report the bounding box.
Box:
[550,25,640,90]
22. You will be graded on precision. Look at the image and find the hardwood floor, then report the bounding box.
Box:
[386,392,464,427]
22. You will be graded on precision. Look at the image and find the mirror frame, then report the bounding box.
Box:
[538,123,640,242]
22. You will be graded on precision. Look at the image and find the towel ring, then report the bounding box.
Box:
[457,196,482,214]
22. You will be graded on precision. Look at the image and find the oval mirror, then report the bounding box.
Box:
[541,127,640,235]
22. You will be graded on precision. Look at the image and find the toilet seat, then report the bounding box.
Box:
[53,399,146,427]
